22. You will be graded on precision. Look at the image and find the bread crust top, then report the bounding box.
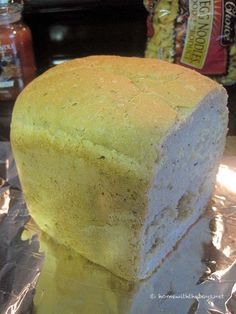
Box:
[11,56,226,177]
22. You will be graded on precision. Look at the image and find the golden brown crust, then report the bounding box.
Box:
[11,56,224,175]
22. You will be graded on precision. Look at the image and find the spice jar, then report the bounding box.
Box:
[0,0,36,140]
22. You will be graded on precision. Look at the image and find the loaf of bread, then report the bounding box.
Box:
[11,56,228,281]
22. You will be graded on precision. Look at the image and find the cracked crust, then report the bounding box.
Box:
[11,56,224,174]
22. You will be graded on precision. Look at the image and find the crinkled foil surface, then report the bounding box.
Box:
[0,141,235,314]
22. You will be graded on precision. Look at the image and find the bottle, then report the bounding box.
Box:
[0,0,36,140]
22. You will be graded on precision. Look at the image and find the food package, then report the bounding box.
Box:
[144,0,236,85]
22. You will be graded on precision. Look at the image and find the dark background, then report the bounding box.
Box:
[23,0,148,73]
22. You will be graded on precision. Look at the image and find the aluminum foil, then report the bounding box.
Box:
[0,141,235,314]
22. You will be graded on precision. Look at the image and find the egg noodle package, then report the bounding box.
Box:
[144,0,236,85]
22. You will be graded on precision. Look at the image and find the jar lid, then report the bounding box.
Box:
[0,2,22,24]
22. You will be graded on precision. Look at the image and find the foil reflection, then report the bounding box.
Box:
[217,165,236,194]
[0,186,10,215]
